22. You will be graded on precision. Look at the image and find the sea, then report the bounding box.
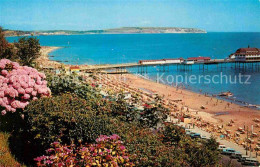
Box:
[7,33,260,107]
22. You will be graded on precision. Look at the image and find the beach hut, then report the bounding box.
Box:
[70,66,80,73]
[180,116,191,124]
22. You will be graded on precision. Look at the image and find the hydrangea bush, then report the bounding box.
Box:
[34,134,135,167]
[0,59,50,115]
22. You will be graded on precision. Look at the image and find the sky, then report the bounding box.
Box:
[0,0,259,32]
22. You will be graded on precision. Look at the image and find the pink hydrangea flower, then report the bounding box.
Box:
[1,70,8,76]
[0,59,51,114]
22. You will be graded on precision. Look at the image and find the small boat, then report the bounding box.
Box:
[219,91,233,97]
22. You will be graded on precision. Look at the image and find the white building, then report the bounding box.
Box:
[163,58,184,64]
[232,47,260,61]
[183,60,194,64]
[138,59,165,65]
[139,58,184,65]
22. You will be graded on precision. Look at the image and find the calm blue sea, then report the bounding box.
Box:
[7,33,260,106]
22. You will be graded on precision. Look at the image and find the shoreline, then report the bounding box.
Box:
[121,73,260,123]
[5,31,207,37]
[40,46,260,125]
[92,72,260,158]
[39,46,260,157]
[37,46,64,68]
[39,46,259,111]
[118,73,260,155]
[134,73,260,110]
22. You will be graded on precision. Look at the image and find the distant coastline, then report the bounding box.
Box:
[3,27,206,37]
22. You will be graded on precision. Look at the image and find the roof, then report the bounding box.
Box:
[187,57,211,61]
[70,66,80,70]
[235,48,260,55]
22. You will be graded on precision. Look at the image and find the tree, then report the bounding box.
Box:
[14,37,41,66]
[162,124,185,147]
[0,27,8,56]
[0,27,17,61]
[183,137,220,167]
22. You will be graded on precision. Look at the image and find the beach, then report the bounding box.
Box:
[40,46,260,156]
[122,74,260,126]
[103,73,260,159]
[37,46,63,68]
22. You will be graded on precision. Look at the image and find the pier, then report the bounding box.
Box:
[80,59,260,73]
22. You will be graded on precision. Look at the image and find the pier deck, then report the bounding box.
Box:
[80,59,260,71]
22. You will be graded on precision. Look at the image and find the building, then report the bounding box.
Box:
[138,59,166,65]
[163,58,184,64]
[69,66,80,73]
[231,47,260,61]
[187,57,211,62]
[139,58,184,65]
[183,60,194,64]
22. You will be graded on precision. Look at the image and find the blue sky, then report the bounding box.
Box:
[0,0,259,32]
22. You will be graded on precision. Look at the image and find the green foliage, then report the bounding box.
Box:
[0,27,8,57]
[96,94,138,122]
[162,123,185,147]
[14,36,41,66]
[111,121,220,167]
[47,73,168,128]
[47,73,101,104]
[24,94,112,153]
[140,103,169,128]
[0,27,17,61]
[110,121,182,167]
[0,111,25,132]
[47,73,145,124]
[183,137,220,167]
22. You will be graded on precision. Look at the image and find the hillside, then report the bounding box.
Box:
[3,27,206,36]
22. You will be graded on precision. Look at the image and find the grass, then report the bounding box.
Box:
[0,132,25,167]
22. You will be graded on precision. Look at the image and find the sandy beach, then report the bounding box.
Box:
[36,46,63,68]
[39,46,260,155]
[122,74,260,126]
[106,73,260,158]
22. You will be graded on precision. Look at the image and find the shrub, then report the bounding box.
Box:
[96,95,138,122]
[14,37,41,66]
[47,73,167,127]
[111,122,220,167]
[24,94,113,154]
[0,59,50,115]
[183,137,220,166]
[34,134,135,167]
[0,27,17,61]
[47,73,100,100]
[162,123,186,147]
[98,94,168,127]
[110,121,182,166]
[139,102,169,128]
